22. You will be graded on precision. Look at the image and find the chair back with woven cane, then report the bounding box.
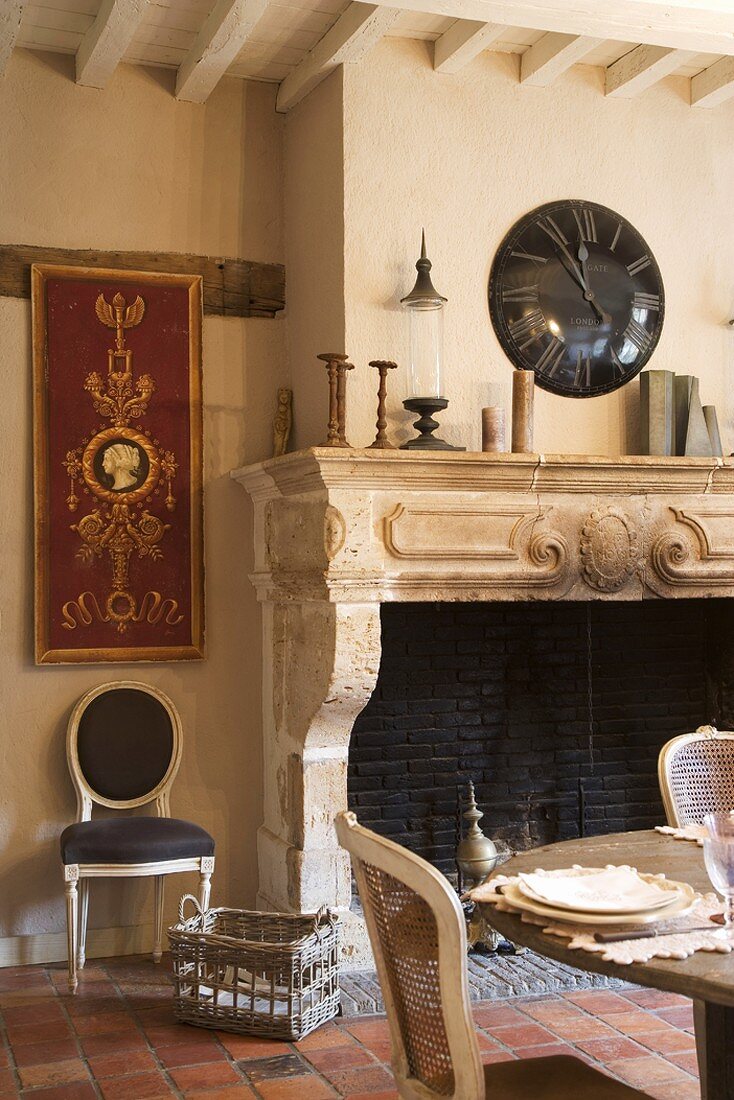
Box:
[335,810,484,1100]
[658,726,734,827]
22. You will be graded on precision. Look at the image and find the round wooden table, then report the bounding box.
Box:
[476,830,734,1100]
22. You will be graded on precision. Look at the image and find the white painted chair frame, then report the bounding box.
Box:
[64,681,214,993]
[335,810,485,1100]
[658,724,734,827]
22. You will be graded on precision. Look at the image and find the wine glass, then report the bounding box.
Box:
[703,811,734,941]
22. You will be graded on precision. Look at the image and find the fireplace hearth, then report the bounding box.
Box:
[232,449,734,967]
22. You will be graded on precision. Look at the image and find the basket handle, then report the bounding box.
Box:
[311,905,337,940]
[178,893,205,923]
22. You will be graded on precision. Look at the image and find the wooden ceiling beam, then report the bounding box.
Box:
[433,21,505,74]
[276,1,401,113]
[0,2,23,78]
[520,32,602,86]
[176,0,270,104]
[605,43,696,97]
[76,0,149,88]
[367,0,734,57]
[691,56,734,107]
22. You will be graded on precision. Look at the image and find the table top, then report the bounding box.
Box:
[477,829,734,1007]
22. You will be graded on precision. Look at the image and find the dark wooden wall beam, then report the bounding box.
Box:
[0,244,285,318]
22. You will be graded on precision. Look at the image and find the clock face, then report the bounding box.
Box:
[488,200,665,398]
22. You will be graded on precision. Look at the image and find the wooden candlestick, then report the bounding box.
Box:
[481,406,506,453]
[511,369,535,453]
[368,360,398,449]
[335,359,355,446]
[317,353,349,447]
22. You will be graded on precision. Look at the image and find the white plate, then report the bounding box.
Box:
[517,867,677,915]
[499,876,698,927]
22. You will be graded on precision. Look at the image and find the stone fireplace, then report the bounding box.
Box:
[232,449,734,966]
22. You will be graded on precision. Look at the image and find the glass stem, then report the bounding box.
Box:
[725,893,734,930]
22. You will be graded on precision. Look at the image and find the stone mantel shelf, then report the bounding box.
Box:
[231,448,734,965]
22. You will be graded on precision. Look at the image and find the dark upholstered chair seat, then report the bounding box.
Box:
[484,1054,648,1098]
[60,817,215,865]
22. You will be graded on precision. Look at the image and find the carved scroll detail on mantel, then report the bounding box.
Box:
[651,508,734,588]
[580,507,641,593]
[384,504,568,588]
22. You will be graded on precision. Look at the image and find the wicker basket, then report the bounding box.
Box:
[167,895,340,1040]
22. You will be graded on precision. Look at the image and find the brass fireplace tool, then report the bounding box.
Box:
[317,353,354,447]
[368,360,398,449]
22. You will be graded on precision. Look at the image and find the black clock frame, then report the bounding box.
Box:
[488,200,665,398]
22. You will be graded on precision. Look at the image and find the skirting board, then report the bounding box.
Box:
[0,924,154,967]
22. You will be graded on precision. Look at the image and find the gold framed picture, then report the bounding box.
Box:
[33,264,205,664]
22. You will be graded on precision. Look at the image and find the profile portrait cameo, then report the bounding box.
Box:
[94,439,150,493]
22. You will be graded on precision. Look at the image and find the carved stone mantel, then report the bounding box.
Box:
[232,449,734,964]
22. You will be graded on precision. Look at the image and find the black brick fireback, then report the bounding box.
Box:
[347,599,723,876]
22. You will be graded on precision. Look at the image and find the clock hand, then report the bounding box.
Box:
[577,241,612,325]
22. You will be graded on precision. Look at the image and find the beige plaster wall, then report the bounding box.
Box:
[339,38,734,455]
[0,50,285,958]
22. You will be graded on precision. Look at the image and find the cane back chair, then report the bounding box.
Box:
[658,725,734,827]
[335,811,648,1100]
[61,682,215,993]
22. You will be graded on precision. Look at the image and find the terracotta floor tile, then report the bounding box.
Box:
[80,1030,149,1057]
[255,1075,336,1099]
[602,1010,674,1036]
[635,1028,696,1055]
[565,991,633,1014]
[319,1066,394,1094]
[576,1035,646,1061]
[242,1053,308,1082]
[304,1047,374,1073]
[472,1004,529,1029]
[622,990,691,1011]
[100,1071,174,1098]
[156,1040,228,1068]
[515,999,584,1024]
[186,1088,257,1099]
[668,1050,700,1075]
[482,1051,516,1065]
[514,1042,574,1060]
[605,1054,693,1088]
[489,1022,565,1048]
[645,1080,701,1100]
[3,1000,64,1026]
[18,1084,96,1100]
[144,1023,213,1046]
[18,1057,89,1089]
[13,1037,80,1066]
[0,1070,15,1093]
[71,1011,138,1038]
[342,1021,391,1044]
[168,1060,243,1091]
[654,1006,695,1030]
[216,1033,289,1060]
[342,1092,399,1100]
[87,1050,159,1078]
[65,994,124,1017]
[295,1024,359,1051]
[542,1016,616,1041]
[0,1052,8,1069]
[6,1017,73,1044]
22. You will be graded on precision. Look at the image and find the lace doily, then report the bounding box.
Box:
[471,870,731,965]
[655,823,707,847]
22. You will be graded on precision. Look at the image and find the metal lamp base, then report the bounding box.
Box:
[400,397,465,451]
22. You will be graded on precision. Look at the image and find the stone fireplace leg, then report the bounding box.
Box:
[256,600,381,966]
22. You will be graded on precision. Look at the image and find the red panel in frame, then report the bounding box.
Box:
[33,264,204,664]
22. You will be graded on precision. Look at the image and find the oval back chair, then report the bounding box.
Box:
[335,811,647,1100]
[658,725,734,827]
[61,681,215,992]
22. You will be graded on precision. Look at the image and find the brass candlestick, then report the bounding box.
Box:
[368,360,398,449]
[317,353,350,447]
[456,781,498,892]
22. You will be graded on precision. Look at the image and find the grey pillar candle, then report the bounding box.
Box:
[482,406,506,452]
[511,370,534,453]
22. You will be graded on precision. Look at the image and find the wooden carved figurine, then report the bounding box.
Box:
[317,353,353,447]
[272,387,292,457]
[368,360,398,450]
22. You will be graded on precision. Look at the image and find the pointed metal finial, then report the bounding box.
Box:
[401,231,447,305]
[456,780,498,889]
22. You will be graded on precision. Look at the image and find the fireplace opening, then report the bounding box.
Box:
[347,599,728,877]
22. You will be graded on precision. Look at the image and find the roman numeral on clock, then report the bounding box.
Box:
[502,284,539,303]
[535,336,565,378]
[610,347,625,377]
[624,317,652,353]
[627,255,651,276]
[632,291,660,311]
[574,350,591,388]
[508,308,547,349]
[610,222,622,252]
[510,248,548,266]
[537,216,568,249]
[572,207,597,242]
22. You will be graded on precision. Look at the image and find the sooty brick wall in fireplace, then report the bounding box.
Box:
[347,599,726,876]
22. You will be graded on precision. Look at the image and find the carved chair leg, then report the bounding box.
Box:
[198,857,215,912]
[77,880,89,969]
[153,876,165,964]
[64,872,79,994]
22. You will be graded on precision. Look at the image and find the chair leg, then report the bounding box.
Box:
[64,868,79,994]
[153,876,164,964]
[77,881,89,970]
[198,856,215,912]
[694,997,708,1099]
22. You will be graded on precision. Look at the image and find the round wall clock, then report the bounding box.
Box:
[488,200,665,398]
